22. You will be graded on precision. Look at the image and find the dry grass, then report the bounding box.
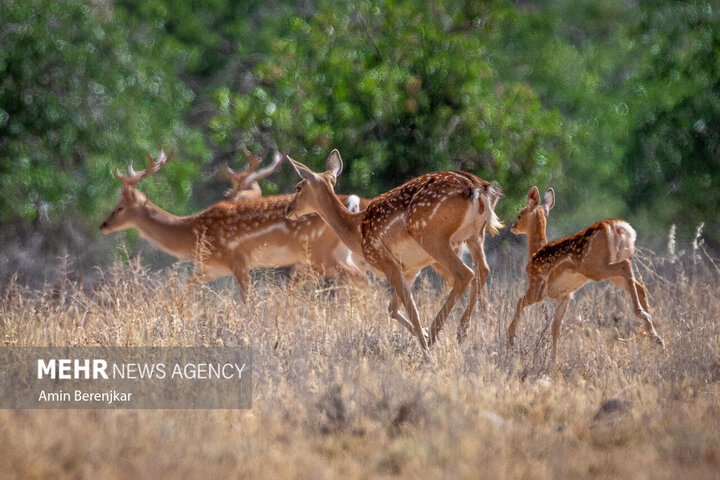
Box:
[1,251,719,479]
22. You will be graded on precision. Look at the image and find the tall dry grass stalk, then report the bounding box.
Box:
[0,248,719,479]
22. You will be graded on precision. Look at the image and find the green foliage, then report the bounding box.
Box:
[623,1,720,247]
[0,0,206,225]
[1,0,718,255]
[486,0,719,246]
[211,0,567,217]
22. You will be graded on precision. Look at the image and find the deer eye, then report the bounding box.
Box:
[117,206,124,212]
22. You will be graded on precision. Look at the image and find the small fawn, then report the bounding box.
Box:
[507,186,664,363]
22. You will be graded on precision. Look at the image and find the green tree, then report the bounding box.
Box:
[623,1,720,248]
[0,0,206,226]
[211,0,569,217]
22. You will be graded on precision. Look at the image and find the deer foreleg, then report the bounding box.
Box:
[457,235,490,343]
[507,279,545,346]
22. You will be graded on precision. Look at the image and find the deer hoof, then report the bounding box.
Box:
[653,335,665,349]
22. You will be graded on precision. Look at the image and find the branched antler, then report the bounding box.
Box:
[114,149,174,187]
[224,138,283,199]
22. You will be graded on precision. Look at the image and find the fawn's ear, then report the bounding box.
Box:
[325,149,343,179]
[541,188,555,215]
[527,186,540,209]
[287,155,316,182]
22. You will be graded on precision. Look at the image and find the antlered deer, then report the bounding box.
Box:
[507,186,665,363]
[223,146,282,201]
[285,149,503,349]
[99,149,366,300]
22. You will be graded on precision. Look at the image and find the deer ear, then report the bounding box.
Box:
[542,188,555,215]
[326,149,343,179]
[287,155,316,182]
[527,186,540,209]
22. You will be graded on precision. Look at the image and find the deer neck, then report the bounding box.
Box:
[527,213,548,257]
[313,188,363,254]
[133,201,196,259]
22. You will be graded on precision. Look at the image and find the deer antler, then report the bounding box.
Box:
[244,147,282,186]
[224,141,283,198]
[241,145,263,170]
[114,148,174,187]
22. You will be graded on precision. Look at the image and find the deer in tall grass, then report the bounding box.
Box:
[285,149,503,349]
[99,149,366,300]
[507,186,665,363]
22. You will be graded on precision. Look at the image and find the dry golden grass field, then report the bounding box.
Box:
[1,248,719,479]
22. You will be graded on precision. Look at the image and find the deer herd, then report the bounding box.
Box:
[100,146,665,363]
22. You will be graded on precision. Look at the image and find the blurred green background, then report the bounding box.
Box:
[1,0,718,284]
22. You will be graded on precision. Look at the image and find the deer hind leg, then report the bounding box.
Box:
[431,262,454,295]
[608,262,664,347]
[457,234,490,343]
[419,241,474,346]
[633,279,650,312]
[388,292,416,336]
[551,295,570,365]
[507,278,545,346]
[381,261,428,350]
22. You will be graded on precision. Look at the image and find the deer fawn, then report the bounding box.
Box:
[99,149,366,300]
[507,186,665,363]
[286,149,503,349]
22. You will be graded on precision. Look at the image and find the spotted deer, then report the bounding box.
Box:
[222,147,370,273]
[286,149,503,349]
[507,186,665,363]
[99,149,366,300]
[223,146,282,201]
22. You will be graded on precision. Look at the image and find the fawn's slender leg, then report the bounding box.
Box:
[551,295,570,364]
[508,279,545,345]
[607,262,664,346]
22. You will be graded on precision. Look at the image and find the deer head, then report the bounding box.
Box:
[100,149,173,233]
[511,186,555,236]
[285,149,343,219]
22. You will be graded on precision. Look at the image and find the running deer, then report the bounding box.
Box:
[223,146,282,201]
[285,149,503,349]
[99,149,366,300]
[507,186,665,363]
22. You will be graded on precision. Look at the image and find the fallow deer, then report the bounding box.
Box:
[99,149,366,300]
[507,186,665,363]
[223,146,282,201]
[222,147,370,273]
[285,149,503,349]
